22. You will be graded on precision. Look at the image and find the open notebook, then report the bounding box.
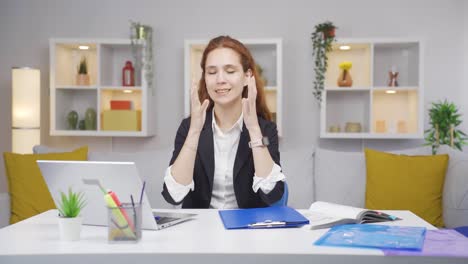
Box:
[304,201,400,230]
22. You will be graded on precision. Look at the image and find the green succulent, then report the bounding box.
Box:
[424,100,468,154]
[77,56,88,75]
[57,188,86,218]
[311,21,337,103]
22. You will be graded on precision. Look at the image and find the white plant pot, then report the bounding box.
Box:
[58,216,83,241]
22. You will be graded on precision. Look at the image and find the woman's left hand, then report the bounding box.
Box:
[242,76,262,137]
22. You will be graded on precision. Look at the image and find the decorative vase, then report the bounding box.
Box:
[66,111,79,130]
[76,74,90,86]
[58,216,83,241]
[337,70,353,87]
[85,108,96,130]
[78,120,85,130]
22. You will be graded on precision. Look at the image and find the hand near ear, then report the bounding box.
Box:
[190,80,209,133]
[242,76,261,136]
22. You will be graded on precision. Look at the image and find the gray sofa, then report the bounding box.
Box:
[0,145,466,228]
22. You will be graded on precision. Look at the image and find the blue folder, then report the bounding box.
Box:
[315,224,426,250]
[219,206,309,229]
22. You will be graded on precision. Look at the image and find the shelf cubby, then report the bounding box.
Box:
[54,88,97,131]
[326,43,372,88]
[325,90,370,134]
[373,42,419,87]
[54,43,98,87]
[372,89,419,134]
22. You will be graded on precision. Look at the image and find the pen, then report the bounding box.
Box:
[130,194,137,232]
[139,181,146,205]
[248,220,286,228]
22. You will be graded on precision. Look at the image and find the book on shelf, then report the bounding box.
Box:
[304,201,400,230]
[110,100,132,110]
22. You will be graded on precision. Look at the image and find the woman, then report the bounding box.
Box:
[162,36,286,208]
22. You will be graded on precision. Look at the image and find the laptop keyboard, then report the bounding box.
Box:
[156,217,179,225]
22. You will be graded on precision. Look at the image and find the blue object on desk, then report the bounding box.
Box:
[218,206,308,230]
[454,226,468,237]
[271,182,288,207]
[315,224,426,251]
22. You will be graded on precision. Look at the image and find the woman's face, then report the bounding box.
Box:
[204,47,250,108]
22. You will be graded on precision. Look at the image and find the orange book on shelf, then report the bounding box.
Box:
[110,100,132,110]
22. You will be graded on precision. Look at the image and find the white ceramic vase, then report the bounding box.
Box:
[58,216,83,241]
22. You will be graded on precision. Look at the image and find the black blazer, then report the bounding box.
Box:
[162,110,284,208]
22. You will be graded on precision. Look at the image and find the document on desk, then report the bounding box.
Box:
[314,224,426,250]
[218,206,309,230]
[383,229,468,257]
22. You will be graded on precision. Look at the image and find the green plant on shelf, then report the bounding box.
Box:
[424,100,468,154]
[77,56,88,75]
[57,188,86,218]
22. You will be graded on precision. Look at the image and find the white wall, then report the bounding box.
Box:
[462,0,468,134]
[0,0,467,193]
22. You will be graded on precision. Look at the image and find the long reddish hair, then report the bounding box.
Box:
[198,36,272,121]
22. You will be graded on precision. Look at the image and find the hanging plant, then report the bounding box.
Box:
[130,20,154,94]
[311,21,337,103]
[424,100,468,154]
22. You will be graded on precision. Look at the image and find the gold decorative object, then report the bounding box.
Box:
[345,122,361,132]
[397,120,407,133]
[329,125,341,133]
[375,120,387,133]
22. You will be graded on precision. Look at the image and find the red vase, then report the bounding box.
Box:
[122,61,135,86]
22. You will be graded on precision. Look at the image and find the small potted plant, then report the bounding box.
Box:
[57,188,86,241]
[76,56,90,86]
[311,21,337,103]
[424,100,468,154]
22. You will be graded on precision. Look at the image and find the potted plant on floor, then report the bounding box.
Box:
[76,56,90,86]
[424,100,468,154]
[311,21,337,103]
[57,188,86,241]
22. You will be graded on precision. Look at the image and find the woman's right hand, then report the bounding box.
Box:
[189,80,210,133]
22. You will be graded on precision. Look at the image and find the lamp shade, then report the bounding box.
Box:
[12,67,40,154]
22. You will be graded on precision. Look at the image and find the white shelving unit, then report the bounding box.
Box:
[49,38,155,137]
[320,38,423,139]
[184,39,283,136]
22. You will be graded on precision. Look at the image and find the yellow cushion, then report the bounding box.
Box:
[364,148,449,227]
[3,147,88,224]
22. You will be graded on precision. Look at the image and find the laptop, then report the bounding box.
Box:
[37,160,196,230]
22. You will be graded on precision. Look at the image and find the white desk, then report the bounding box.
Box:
[0,209,464,264]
